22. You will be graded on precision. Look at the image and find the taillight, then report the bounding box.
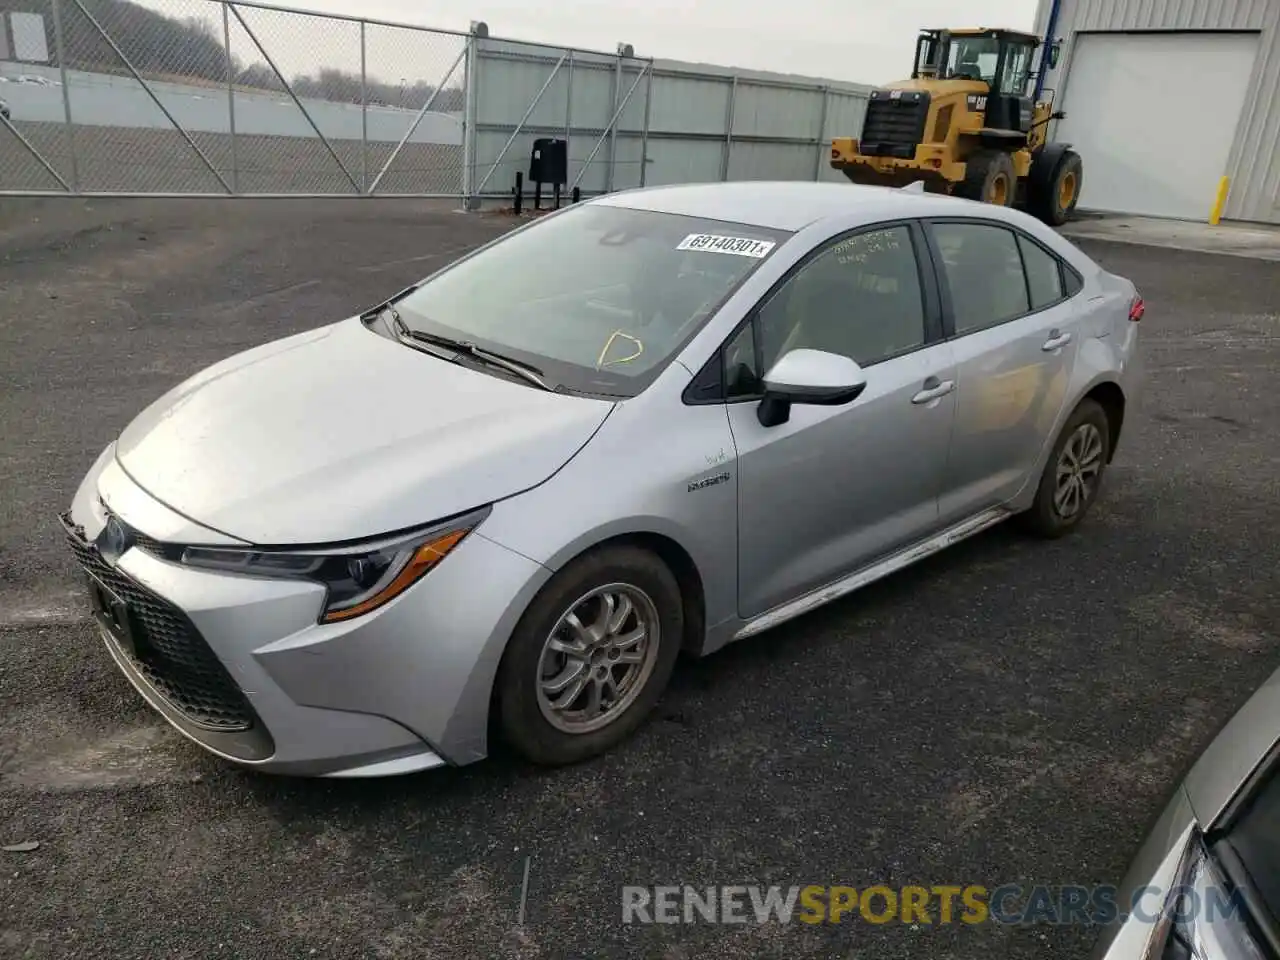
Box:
[1129,296,1145,322]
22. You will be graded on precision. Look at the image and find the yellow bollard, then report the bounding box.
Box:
[1209,176,1231,225]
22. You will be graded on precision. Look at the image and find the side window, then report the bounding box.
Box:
[933,222,1029,334]
[753,225,926,375]
[722,322,760,399]
[1018,235,1064,308]
[1062,264,1084,297]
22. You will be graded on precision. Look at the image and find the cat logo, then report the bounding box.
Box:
[966,94,988,111]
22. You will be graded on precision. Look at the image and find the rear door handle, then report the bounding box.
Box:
[1042,329,1073,351]
[911,376,955,405]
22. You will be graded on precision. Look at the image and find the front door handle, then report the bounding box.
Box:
[1042,329,1073,351]
[911,376,955,405]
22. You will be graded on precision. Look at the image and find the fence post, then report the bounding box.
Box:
[639,60,653,188]
[564,50,574,183]
[222,2,238,192]
[360,20,368,193]
[462,23,483,209]
[813,86,829,181]
[720,75,738,182]
[605,45,624,192]
[49,0,79,192]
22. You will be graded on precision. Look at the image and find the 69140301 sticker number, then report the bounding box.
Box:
[676,234,776,258]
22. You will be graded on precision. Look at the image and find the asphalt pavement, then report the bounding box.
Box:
[1,197,1277,959]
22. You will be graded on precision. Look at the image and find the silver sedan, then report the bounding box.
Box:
[1093,663,1280,959]
[62,181,1143,777]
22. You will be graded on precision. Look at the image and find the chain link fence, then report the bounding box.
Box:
[0,2,872,199]
[0,0,469,195]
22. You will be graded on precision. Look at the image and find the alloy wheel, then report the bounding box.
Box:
[1054,422,1104,519]
[535,584,661,734]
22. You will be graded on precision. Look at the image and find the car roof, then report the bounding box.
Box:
[593,180,1019,233]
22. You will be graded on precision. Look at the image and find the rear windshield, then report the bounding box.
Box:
[395,203,790,397]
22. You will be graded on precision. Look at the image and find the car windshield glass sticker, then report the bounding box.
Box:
[676,234,776,259]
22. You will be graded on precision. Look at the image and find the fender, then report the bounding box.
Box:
[1009,364,1126,513]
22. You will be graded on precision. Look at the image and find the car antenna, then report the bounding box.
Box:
[900,180,926,193]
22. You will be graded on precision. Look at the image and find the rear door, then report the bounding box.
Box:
[924,218,1084,524]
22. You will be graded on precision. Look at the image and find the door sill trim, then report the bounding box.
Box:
[733,507,1012,641]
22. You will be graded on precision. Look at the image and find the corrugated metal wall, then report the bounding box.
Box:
[468,38,872,199]
[1034,0,1280,223]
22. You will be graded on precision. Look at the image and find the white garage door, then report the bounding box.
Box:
[1055,32,1259,221]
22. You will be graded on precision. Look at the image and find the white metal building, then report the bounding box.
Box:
[1033,0,1280,224]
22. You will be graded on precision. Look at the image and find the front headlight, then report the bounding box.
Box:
[180,507,488,623]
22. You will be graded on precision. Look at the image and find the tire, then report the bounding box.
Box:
[1017,398,1111,538]
[1028,150,1083,226]
[955,150,1016,206]
[495,544,683,766]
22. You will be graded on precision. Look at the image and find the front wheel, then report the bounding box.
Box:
[1018,398,1111,538]
[955,150,1016,206]
[495,545,683,765]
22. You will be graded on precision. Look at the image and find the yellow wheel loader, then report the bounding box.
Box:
[831,28,1082,226]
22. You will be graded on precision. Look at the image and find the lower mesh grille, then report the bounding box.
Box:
[62,514,255,732]
[860,91,930,158]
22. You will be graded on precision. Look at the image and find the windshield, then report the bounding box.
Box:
[944,36,999,84]
[393,204,789,397]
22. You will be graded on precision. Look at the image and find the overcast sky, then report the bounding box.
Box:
[273,0,1039,86]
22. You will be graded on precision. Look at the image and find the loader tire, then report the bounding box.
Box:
[1028,150,1083,226]
[955,150,1016,206]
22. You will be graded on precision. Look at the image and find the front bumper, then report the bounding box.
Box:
[63,446,551,776]
[829,137,958,188]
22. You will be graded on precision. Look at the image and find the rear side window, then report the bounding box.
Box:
[933,222,1029,334]
[1018,235,1064,308]
[1063,265,1084,297]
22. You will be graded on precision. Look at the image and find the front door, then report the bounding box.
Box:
[925,219,1082,523]
[725,222,958,620]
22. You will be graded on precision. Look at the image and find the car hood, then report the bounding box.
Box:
[115,317,615,545]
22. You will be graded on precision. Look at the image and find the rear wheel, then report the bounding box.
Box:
[1017,398,1111,538]
[495,545,683,765]
[1028,150,1083,226]
[955,150,1016,206]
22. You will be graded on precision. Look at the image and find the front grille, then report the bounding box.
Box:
[860,90,931,158]
[62,514,255,732]
[131,530,167,558]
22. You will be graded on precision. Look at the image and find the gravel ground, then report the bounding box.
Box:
[0,197,1277,959]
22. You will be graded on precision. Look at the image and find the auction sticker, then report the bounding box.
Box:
[676,233,776,258]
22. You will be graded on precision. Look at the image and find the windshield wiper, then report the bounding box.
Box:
[380,303,410,337]
[378,305,554,392]
[401,327,554,392]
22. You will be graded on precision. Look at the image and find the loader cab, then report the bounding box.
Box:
[932,28,1038,137]
[912,30,942,78]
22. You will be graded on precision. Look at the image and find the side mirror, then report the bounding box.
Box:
[757,348,868,427]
